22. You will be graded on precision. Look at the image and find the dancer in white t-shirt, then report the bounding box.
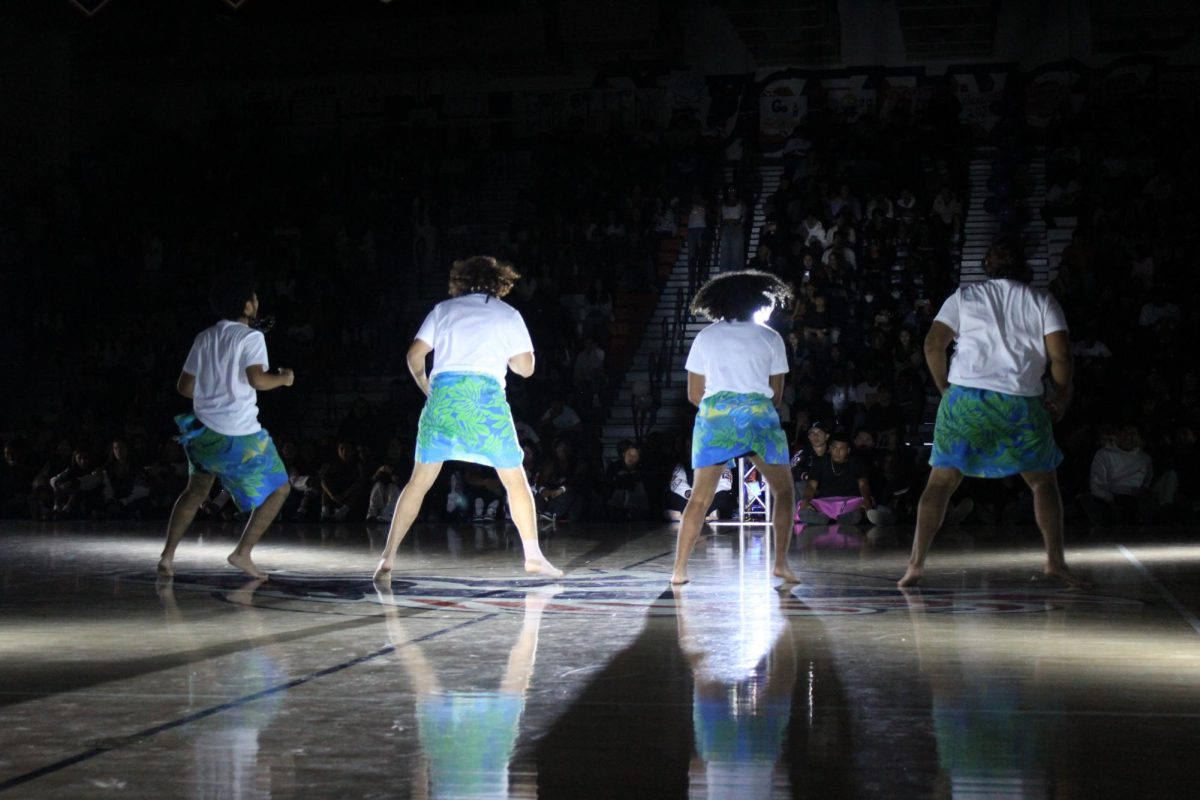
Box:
[374,256,562,580]
[899,240,1086,588]
[670,270,799,585]
[158,273,295,579]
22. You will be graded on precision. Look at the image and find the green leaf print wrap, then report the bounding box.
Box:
[416,372,523,469]
[174,414,288,512]
[692,392,789,469]
[930,385,1063,477]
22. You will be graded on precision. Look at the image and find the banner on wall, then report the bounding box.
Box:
[877,74,919,126]
[759,77,807,142]
[948,67,1010,132]
[1024,60,1086,128]
[821,73,876,122]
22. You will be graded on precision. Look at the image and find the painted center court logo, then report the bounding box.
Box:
[122,570,1144,617]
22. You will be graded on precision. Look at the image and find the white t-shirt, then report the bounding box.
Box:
[414,294,534,385]
[685,321,789,399]
[183,320,270,436]
[934,279,1068,397]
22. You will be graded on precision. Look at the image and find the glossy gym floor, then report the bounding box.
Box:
[1,519,1198,798]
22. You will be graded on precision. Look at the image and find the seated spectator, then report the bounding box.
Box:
[103,438,150,518]
[823,369,863,431]
[790,421,830,494]
[281,441,320,521]
[1081,425,1153,525]
[573,337,607,395]
[931,187,962,236]
[829,184,861,222]
[464,463,505,523]
[320,441,368,522]
[605,440,650,521]
[665,461,734,522]
[1072,332,1112,362]
[144,439,188,516]
[894,187,920,223]
[539,397,583,440]
[533,457,572,522]
[796,210,825,249]
[864,385,905,443]
[796,432,875,525]
[1137,288,1180,329]
[33,438,74,521]
[49,448,107,520]
[365,462,402,524]
[1,440,37,519]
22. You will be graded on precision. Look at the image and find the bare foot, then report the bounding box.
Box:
[227,552,267,580]
[773,565,801,585]
[156,556,174,578]
[1045,564,1090,589]
[523,583,563,613]
[524,557,564,579]
[373,557,393,582]
[669,570,689,585]
[898,564,924,587]
[229,577,267,605]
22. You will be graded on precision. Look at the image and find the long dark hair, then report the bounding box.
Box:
[690,269,794,322]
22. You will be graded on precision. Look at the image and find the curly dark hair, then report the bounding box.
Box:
[690,269,794,322]
[983,237,1031,282]
[448,255,520,298]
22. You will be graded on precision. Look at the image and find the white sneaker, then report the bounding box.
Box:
[866,507,895,526]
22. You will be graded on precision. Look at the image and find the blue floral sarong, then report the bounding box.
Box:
[175,414,288,512]
[692,392,789,469]
[416,372,523,469]
[930,385,1063,478]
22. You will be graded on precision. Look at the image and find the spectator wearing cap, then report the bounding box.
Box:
[796,431,875,525]
[790,421,830,497]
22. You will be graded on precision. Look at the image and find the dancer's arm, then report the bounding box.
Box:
[176,371,196,398]
[1043,330,1073,421]
[923,321,956,396]
[687,371,705,407]
[770,373,786,407]
[407,339,433,396]
[247,365,294,391]
[508,351,535,377]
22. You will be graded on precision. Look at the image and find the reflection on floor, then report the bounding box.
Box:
[1,519,1199,798]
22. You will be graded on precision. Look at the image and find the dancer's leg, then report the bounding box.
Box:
[898,466,962,587]
[670,465,722,585]
[495,466,563,577]
[375,461,444,579]
[1021,470,1089,588]
[748,456,799,584]
[227,482,290,579]
[158,473,216,577]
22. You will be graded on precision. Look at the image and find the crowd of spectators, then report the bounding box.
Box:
[3,76,1196,531]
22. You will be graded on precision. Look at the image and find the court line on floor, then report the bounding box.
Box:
[621,550,674,570]
[0,612,499,794]
[1118,545,1200,637]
